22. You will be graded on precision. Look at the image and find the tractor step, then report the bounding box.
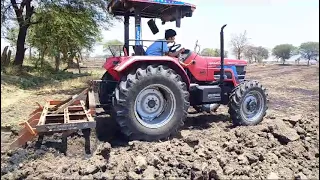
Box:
[9,86,98,153]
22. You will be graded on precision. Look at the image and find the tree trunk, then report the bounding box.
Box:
[35,51,41,68]
[29,46,32,60]
[55,54,60,72]
[1,46,9,67]
[76,56,81,74]
[13,26,28,66]
[7,50,12,65]
[67,56,75,68]
[67,55,78,69]
[307,59,310,66]
[40,51,45,68]
[237,51,241,60]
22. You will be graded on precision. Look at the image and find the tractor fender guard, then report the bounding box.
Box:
[114,56,190,88]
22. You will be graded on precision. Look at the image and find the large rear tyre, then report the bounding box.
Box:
[113,65,190,141]
[99,72,117,113]
[228,80,268,126]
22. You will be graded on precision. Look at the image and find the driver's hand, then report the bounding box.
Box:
[179,48,185,53]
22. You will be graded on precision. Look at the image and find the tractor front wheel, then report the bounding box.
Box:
[228,80,268,126]
[113,65,190,141]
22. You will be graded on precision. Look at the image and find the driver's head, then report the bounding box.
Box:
[165,29,176,43]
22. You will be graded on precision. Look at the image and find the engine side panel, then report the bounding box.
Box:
[183,53,247,85]
[182,53,209,81]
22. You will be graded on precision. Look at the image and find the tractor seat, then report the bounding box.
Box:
[133,45,146,56]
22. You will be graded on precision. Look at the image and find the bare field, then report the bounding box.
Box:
[1,64,319,180]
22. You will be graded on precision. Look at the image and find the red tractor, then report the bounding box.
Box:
[99,0,268,141]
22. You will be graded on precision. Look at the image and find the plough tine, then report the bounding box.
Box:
[10,122,37,149]
[29,103,43,116]
[18,118,39,136]
[10,131,36,149]
[19,112,41,126]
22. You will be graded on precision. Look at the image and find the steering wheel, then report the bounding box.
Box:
[169,42,182,53]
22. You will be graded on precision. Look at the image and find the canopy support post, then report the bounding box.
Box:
[124,11,130,54]
[135,8,142,46]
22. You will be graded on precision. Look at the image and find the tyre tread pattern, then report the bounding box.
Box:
[114,65,190,141]
[228,80,268,126]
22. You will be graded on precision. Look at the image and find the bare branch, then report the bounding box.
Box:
[10,0,24,25]
[25,0,34,27]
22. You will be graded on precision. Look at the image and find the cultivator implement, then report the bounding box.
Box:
[9,84,100,153]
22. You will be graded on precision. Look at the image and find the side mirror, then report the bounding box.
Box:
[147,19,159,35]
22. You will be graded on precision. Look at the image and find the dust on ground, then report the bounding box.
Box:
[1,64,319,180]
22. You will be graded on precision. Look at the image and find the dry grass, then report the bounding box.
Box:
[1,68,105,129]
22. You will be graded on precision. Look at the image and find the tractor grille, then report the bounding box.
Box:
[236,66,245,75]
[213,66,246,81]
[236,66,246,80]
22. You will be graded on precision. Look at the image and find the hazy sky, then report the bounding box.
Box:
[1,0,319,58]
[96,0,319,58]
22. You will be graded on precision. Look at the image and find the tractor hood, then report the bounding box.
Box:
[108,0,196,26]
[203,57,248,66]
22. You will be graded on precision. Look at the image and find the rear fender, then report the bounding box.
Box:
[103,57,121,80]
[114,56,190,89]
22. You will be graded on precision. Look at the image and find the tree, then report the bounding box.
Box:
[201,48,215,56]
[299,42,319,66]
[230,30,248,59]
[200,48,228,57]
[272,44,295,64]
[28,4,101,71]
[103,39,124,56]
[1,0,39,67]
[1,0,115,68]
[4,27,19,48]
[254,46,269,62]
[243,46,269,63]
[243,45,256,63]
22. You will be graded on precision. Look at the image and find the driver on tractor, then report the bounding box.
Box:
[146,29,185,57]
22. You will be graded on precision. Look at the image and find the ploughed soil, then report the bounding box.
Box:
[1,64,319,180]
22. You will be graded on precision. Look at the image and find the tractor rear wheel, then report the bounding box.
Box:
[99,72,117,113]
[113,65,190,141]
[228,80,268,126]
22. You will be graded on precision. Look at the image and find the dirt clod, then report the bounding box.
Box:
[1,65,319,180]
[272,120,300,143]
[295,172,308,180]
[134,155,148,172]
[95,142,111,159]
[267,172,279,180]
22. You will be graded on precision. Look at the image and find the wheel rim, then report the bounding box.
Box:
[240,90,265,122]
[134,84,176,129]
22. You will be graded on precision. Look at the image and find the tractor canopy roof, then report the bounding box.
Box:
[108,0,196,24]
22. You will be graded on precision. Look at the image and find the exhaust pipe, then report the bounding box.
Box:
[220,24,227,85]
